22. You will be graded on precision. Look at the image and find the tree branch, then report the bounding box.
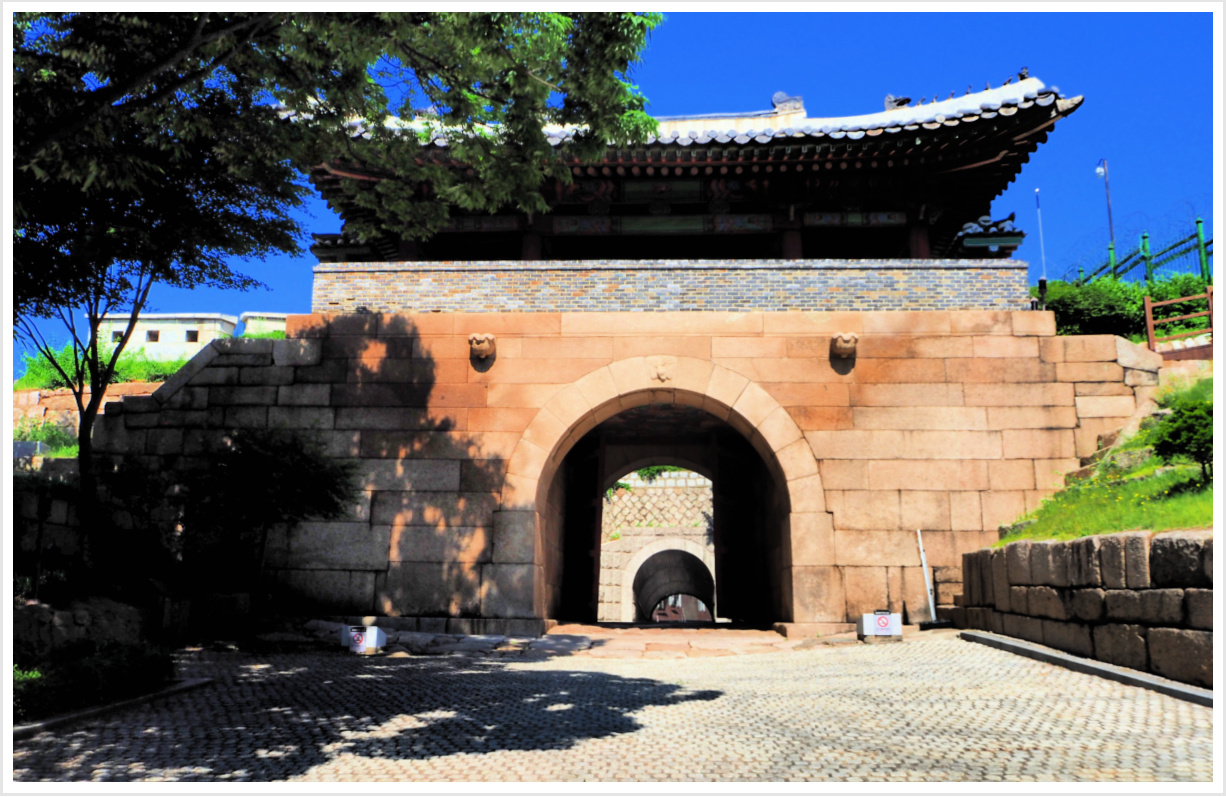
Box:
[18,13,281,165]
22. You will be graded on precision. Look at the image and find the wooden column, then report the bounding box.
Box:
[521,232,542,261]
[908,224,931,258]
[781,229,803,259]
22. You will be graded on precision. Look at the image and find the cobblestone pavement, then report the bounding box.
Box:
[11,630,1213,782]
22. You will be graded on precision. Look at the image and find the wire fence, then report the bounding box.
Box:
[1064,218,1213,286]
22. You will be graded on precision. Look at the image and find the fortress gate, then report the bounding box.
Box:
[91,76,1165,635]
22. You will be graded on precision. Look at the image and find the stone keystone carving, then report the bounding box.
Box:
[468,333,496,359]
[830,333,859,359]
[645,355,677,383]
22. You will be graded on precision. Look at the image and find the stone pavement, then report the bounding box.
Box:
[11,629,1213,782]
[308,621,853,659]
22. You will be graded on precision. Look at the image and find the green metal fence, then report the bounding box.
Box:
[1067,217,1213,287]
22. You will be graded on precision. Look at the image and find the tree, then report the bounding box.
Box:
[1152,399,1213,482]
[13,12,659,572]
[14,12,661,315]
[15,120,301,533]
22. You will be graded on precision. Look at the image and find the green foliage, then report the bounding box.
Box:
[1151,399,1213,480]
[13,342,80,390]
[603,480,632,502]
[635,465,686,483]
[13,12,661,320]
[176,428,358,590]
[12,666,43,725]
[1041,278,1144,336]
[1039,275,1211,338]
[13,417,78,450]
[13,641,174,724]
[14,342,189,390]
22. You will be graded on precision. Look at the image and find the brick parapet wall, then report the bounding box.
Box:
[312,259,1030,314]
[87,314,1164,626]
[947,531,1213,688]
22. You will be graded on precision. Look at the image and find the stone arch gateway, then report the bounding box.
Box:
[85,78,1154,637]
[93,306,1163,637]
[495,357,831,626]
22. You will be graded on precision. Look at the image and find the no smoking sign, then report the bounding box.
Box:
[861,612,901,637]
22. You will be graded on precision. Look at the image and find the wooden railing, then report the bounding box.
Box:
[1144,285,1213,353]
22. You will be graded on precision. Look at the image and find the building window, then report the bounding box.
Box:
[146,330,160,343]
[111,331,123,343]
[185,330,199,343]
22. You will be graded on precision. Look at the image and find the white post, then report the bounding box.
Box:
[917,529,936,624]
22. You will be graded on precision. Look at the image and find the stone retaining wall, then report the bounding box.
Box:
[13,461,84,566]
[13,598,145,661]
[13,383,162,434]
[946,530,1213,687]
[312,259,1030,314]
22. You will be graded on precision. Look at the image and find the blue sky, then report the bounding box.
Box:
[11,10,1219,374]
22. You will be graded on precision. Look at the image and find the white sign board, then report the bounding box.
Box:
[860,612,902,637]
[346,625,387,654]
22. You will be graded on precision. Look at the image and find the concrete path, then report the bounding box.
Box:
[11,630,1213,782]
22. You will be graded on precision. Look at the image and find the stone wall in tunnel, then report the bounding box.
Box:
[597,470,714,622]
[88,309,1162,632]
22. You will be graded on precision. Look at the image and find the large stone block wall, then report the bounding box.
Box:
[13,598,146,661]
[13,463,83,564]
[89,310,1161,630]
[312,259,1030,314]
[948,531,1213,687]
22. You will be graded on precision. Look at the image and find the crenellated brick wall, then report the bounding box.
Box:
[312,259,1030,314]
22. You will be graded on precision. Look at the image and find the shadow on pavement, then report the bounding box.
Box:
[12,650,723,782]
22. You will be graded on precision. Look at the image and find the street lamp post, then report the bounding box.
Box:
[1096,159,1116,277]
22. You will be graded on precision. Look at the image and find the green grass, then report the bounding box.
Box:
[997,465,1212,546]
[1155,376,1213,408]
[237,330,286,339]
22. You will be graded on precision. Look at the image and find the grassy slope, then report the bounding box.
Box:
[997,377,1214,545]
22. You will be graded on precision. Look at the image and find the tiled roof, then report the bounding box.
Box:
[410,76,1079,149]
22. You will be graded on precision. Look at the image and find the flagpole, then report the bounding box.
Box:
[1035,188,1048,281]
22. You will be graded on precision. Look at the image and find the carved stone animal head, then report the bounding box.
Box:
[830,332,859,359]
[468,333,496,359]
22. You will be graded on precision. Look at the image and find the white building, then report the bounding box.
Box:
[99,313,237,361]
[238,312,288,337]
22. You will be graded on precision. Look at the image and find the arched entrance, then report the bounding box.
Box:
[631,549,716,623]
[493,357,836,625]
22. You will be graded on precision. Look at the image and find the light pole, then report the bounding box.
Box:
[1096,159,1116,275]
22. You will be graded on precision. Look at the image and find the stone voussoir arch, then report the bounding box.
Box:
[499,356,826,512]
[620,537,717,623]
[494,357,834,601]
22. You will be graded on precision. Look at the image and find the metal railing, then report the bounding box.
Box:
[1144,285,1213,353]
[1068,217,1213,287]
